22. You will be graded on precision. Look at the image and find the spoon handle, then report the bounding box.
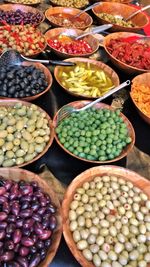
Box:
[75,24,112,40]
[126,4,150,21]
[21,55,75,66]
[74,2,101,18]
[78,80,130,111]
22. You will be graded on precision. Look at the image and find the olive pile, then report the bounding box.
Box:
[0,65,48,99]
[0,176,57,266]
[0,103,51,167]
[50,0,89,8]
[0,9,43,25]
[56,108,132,161]
[69,175,150,267]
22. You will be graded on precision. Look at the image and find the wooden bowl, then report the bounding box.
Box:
[0,25,47,57]
[45,7,93,30]
[48,0,88,10]
[53,101,135,163]
[62,165,150,267]
[0,167,62,267]
[0,99,54,168]
[91,0,132,4]
[0,4,45,26]
[130,73,150,125]
[0,62,53,102]
[54,57,120,98]
[4,0,41,5]
[45,28,100,59]
[92,2,149,32]
[103,32,150,74]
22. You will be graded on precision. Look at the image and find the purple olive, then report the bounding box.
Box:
[23,219,34,229]
[45,238,51,248]
[42,219,49,229]
[3,202,10,214]
[0,251,14,261]
[9,193,17,201]
[37,207,46,215]
[49,215,57,230]
[21,186,33,196]
[30,234,37,243]
[20,209,32,218]
[39,230,51,240]
[21,201,30,210]
[29,254,41,267]
[34,192,43,198]
[13,229,22,244]
[31,182,38,188]
[39,197,47,207]
[7,215,16,223]
[11,202,20,216]
[36,240,44,249]
[31,202,39,212]
[21,237,34,247]
[19,247,29,257]
[21,196,32,202]
[5,240,15,250]
[22,229,31,237]
[34,222,43,235]
[30,246,37,254]
[0,212,7,221]
[16,219,23,228]
[0,230,5,240]
[0,241,3,249]
[46,204,56,214]
[6,223,16,234]
[40,248,47,260]
[0,196,7,204]
[17,256,29,267]
[11,184,18,194]
[4,180,13,191]
[7,261,20,267]
[4,192,9,198]
[14,243,20,253]
[0,222,7,229]
[32,213,41,222]
[0,187,6,195]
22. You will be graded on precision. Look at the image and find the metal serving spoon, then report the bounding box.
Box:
[64,2,101,23]
[60,24,112,40]
[114,4,150,21]
[0,50,76,67]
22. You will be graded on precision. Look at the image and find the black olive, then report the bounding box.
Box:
[0,91,7,97]
[0,73,6,80]
[7,72,14,80]
[8,87,16,95]
[3,84,7,91]
[31,89,37,95]
[20,82,25,89]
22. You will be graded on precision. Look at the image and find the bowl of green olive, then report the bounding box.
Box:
[0,100,54,167]
[92,2,149,33]
[53,101,135,163]
[63,165,150,267]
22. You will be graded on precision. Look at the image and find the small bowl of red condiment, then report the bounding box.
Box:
[45,7,93,30]
[45,28,100,59]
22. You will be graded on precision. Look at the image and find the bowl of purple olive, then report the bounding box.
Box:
[0,4,45,26]
[0,168,62,266]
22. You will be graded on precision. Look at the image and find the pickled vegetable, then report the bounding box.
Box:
[96,13,136,27]
[57,62,114,97]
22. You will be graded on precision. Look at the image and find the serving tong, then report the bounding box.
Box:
[57,80,130,124]
[0,50,76,67]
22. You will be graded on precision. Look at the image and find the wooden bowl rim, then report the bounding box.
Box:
[92,2,149,29]
[103,32,150,72]
[0,62,53,101]
[53,100,135,164]
[0,167,63,267]
[45,28,99,58]
[0,99,54,168]
[54,57,120,99]
[0,3,45,25]
[62,165,150,267]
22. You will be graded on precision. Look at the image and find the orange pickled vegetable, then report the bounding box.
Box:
[131,84,150,117]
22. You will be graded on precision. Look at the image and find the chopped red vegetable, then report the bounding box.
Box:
[47,37,93,55]
[107,37,150,70]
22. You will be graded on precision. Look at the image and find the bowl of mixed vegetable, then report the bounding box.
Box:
[0,4,45,26]
[92,2,149,33]
[45,7,93,30]
[53,101,135,163]
[0,24,46,57]
[62,164,150,267]
[49,0,89,9]
[130,73,150,125]
[45,28,100,59]
[0,100,54,167]
[54,58,120,98]
[103,32,150,74]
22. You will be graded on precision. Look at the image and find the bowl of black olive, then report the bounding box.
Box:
[0,62,53,101]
